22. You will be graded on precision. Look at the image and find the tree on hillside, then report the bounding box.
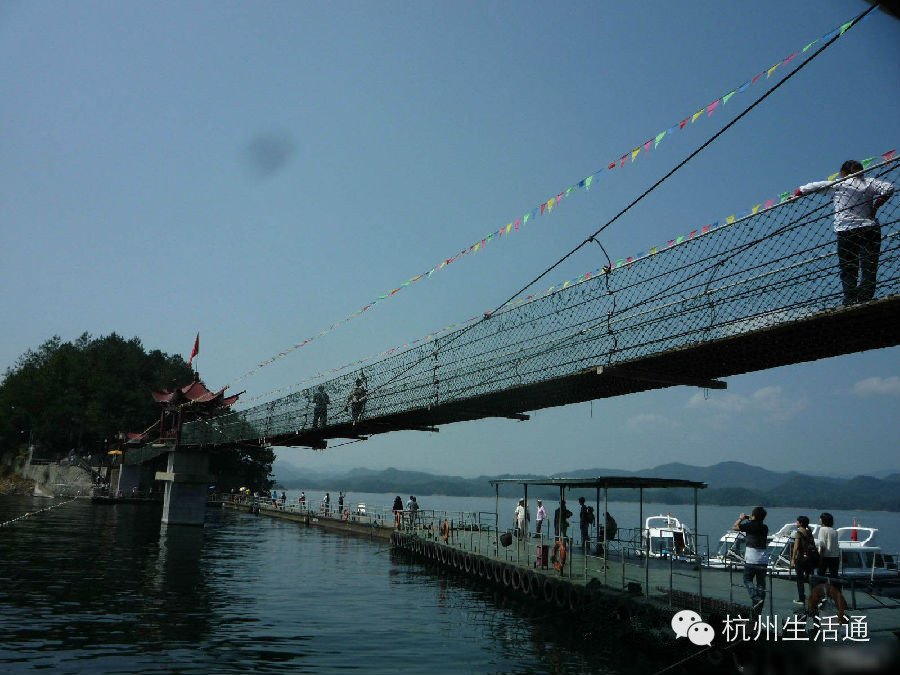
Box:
[0,333,194,459]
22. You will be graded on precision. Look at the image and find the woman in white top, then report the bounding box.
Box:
[816,511,840,580]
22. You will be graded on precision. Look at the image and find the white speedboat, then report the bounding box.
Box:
[834,525,899,582]
[641,513,696,559]
[726,520,900,585]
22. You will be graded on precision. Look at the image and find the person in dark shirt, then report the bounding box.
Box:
[312,385,329,428]
[733,506,769,613]
[578,497,591,552]
[554,501,572,539]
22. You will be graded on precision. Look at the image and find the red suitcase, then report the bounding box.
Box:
[536,544,549,569]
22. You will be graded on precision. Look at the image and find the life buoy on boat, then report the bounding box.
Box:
[441,520,450,543]
[552,540,566,574]
[808,583,849,624]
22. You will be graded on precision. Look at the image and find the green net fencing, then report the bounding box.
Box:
[183,159,899,446]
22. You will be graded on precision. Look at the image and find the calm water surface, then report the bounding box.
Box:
[3,494,898,674]
[1,496,667,675]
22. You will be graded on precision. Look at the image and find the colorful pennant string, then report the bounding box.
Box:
[241,151,896,403]
[228,15,865,389]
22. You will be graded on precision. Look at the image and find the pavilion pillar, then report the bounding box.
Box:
[156,447,211,526]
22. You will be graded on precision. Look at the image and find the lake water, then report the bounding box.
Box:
[1,493,898,674]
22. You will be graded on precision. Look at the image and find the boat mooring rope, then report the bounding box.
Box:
[0,496,79,528]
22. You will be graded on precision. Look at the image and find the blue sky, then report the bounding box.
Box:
[1,1,898,478]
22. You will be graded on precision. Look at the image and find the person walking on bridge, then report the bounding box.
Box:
[345,375,368,423]
[312,385,330,428]
[795,160,894,305]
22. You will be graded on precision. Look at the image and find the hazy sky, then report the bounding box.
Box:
[2,1,898,478]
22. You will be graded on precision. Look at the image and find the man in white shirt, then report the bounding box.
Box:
[514,500,527,538]
[796,160,894,305]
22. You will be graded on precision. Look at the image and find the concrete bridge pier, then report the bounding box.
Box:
[116,464,142,495]
[156,447,211,526]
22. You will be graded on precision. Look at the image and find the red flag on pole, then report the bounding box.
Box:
[188,333,199,366]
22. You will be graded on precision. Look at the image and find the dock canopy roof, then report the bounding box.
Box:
[488,477,707,490]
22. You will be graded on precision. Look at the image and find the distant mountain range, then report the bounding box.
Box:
[272,460,900,511]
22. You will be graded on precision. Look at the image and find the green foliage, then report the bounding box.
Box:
[210,444,275,493]
[0,333,193,458]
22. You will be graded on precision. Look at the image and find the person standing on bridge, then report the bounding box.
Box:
[345,375,368,423]
[795,160,894,305]
[312,385,330,428]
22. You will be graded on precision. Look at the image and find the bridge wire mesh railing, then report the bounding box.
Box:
[183,159,899,446]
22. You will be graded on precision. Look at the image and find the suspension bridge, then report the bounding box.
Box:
[181,159,900,452]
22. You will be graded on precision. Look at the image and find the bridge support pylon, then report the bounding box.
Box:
[155,447,211,526]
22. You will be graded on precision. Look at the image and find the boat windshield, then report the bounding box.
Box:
[715,537,746,560]
[766,539,793,568]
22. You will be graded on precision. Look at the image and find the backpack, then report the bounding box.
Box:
[798,530,819,567]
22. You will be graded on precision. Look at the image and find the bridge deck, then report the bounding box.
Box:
[210,295,900,450]
[179,159,900,451]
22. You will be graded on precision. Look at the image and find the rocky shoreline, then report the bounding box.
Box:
[0,471,35,496]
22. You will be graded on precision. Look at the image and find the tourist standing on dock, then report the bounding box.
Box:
[817,512,840,582]
[791,515,817,606]
[514,499,526,538]
[578,497,592,552]
[734,506,769,613]
[795,160,894,305]
[299,491,306,507]
[554,501,572,539]
[338,491,344,514]
[323,492,331,514]
[535,500,546,536]
[312,385,329,428]
[392,495,403,528]
[406,496,419,530]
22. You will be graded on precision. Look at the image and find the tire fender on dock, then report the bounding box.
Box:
[491,561,502,584]
[553,581,567,608]
[542,578,556,604]
[567,585,584,612]
[501,564,513,588]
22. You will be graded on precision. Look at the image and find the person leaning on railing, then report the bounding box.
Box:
[795,160,895,306]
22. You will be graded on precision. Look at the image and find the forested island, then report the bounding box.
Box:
[0,333,273,491]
